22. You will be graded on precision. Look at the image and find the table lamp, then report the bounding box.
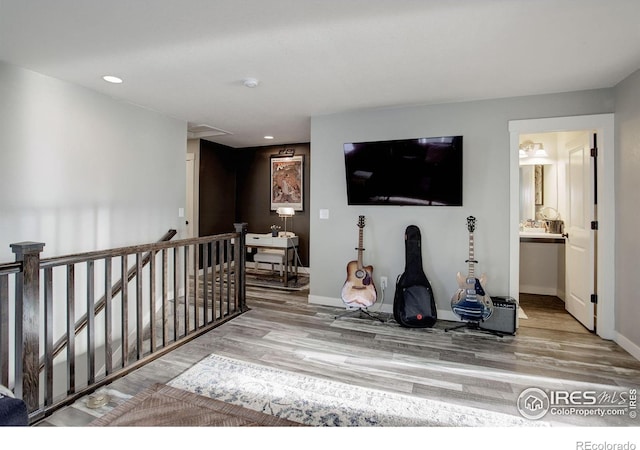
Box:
[276,207,295,236]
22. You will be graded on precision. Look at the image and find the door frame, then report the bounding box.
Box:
[509,114,615,340]
[186,140,200,239]
[186,152,195,239]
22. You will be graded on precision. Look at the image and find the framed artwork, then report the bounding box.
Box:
[270,155,303,211]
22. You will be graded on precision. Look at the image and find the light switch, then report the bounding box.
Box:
[319,209,329,219]
[178,208,185,218]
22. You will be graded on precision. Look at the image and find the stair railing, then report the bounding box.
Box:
[0,223,248,424]
[43,229,178,368]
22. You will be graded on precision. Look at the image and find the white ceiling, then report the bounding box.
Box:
[2,0,640,148]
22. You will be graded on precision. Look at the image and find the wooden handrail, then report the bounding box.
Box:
[4,225,247,423]
[43,229,177,368]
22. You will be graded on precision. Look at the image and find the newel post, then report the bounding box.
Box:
[11,241,45,411]
[233,223,248,312]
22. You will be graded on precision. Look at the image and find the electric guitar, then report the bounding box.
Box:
[341,216,377,308]
[451,216,493,321]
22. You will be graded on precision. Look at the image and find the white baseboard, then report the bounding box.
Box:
[308,293,640,354]
[615,332,640,361]
[309,294,393,311]
[308,294,395,314]
[519,285,559,297]
[308,294,457,322]
[437,309,459,322]
[307,294,342,308]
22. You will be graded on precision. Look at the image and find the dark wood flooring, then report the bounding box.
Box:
[37,287,640,428]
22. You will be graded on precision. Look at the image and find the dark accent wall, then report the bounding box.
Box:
[198,140,310,266]
[198,140,238,236]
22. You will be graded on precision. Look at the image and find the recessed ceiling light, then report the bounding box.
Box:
[264,135,274,140]
[102,75,123,84]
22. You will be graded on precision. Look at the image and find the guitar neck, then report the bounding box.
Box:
[467,231,476,278]
[356,227,364,269]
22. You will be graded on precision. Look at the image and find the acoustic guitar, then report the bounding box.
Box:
[450,216,493,321]
[341,215,377,308]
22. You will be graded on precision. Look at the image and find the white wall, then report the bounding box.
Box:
[0,62,187,261]
[614,68,640,354]
[309,90,614,317]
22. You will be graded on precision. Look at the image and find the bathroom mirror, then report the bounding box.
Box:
[520,164,551,222]
[534,165,544,205]
[520,166,535,222]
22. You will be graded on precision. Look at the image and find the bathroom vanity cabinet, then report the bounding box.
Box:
[519,233,566,299]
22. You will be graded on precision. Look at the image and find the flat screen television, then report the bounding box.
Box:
[343,135,463,206]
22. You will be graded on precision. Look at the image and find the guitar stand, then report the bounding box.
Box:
[445,321,503,337]
[335,308,384,323]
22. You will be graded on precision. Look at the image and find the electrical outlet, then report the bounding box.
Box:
[380,276,388,290]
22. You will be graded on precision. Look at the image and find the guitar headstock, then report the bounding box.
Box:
[357,215,365,229]
[466,216,476,232]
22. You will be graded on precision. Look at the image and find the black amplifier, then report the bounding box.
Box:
[482,296,517,335]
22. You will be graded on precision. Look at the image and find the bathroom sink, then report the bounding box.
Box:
[519,230,565,239]
[520,228,546,233]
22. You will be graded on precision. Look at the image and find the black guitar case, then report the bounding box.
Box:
[393,225,437,328]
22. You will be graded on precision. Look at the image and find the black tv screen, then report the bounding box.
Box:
[344,135,463,206]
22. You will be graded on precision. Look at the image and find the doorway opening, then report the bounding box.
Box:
[509,114,615,340]
[518,130,588,332]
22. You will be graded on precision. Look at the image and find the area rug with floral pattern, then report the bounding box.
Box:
[167,353,540,427]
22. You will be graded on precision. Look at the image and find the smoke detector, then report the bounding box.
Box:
[242,78,259,88]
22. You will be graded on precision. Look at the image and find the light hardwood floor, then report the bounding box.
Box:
[37,286,640,427]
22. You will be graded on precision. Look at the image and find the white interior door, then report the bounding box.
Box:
[564,132,594,330]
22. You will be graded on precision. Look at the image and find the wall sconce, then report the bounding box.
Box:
[519,140,548,158]
[278,148,295,156]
